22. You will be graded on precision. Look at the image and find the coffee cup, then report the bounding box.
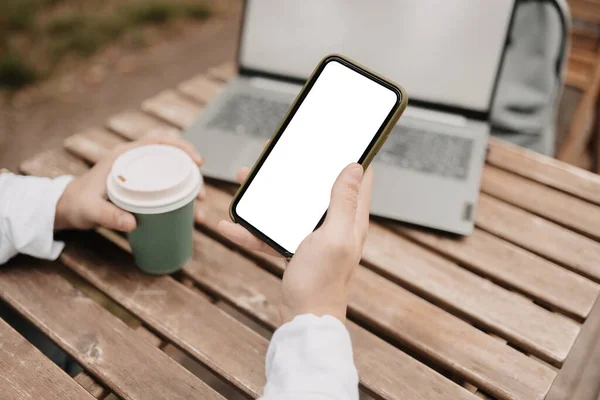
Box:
[106,144,202,274]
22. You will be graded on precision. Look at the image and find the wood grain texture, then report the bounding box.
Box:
[570,0,600,24]
[547,298,600,400]
[69,297,167,399]
[74,371,109,399]
[175,182,558,400]
[58,235,268,399]
[349,266,556,400]
[185,231,479,400]
[363,224,581,365]
[63,128,125,164]
[20,148,89,178]
[63,128,127,164]
[486,137,600,205]
[0,263,224,400]
[481,165,600,241]
[476,194,600,283]
[392,224,600,320]
[141,90,203,129]
[178,74,223,104]
[0,318,96,400]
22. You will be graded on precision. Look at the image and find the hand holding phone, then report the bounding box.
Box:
[229,54,407,257]
[219,163,374,323]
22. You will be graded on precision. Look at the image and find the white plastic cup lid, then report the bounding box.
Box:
[106,144,202,214]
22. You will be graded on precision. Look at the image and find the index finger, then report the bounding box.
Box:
[355,166,374,242]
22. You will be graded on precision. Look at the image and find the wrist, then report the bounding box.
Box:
[54,181,73,231]
[279,303,347,325]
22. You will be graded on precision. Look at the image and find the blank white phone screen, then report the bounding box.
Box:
[236,60,398,254]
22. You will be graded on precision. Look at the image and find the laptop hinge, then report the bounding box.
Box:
[403,105,468,127]
[248,77,303,95]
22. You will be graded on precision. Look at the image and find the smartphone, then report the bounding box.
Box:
[230,54,408,258]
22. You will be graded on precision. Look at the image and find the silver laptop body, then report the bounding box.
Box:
[183,0,516,235]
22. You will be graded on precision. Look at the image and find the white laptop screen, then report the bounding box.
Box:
[239,0,515,114]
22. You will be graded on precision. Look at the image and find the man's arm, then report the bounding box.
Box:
[0,173,73,264]
[260,315,358,400]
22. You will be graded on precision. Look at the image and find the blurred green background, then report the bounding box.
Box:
[0,0,212,91]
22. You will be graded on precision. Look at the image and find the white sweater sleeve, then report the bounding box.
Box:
[0,173,73,265]
[260,314,359,400]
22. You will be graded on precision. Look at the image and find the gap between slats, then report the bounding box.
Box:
[0,264,225,400]
[388,222,599,321]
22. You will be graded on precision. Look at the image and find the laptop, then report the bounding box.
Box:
[183,0,516,235]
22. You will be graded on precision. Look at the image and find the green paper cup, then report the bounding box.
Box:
[107,144,202,275]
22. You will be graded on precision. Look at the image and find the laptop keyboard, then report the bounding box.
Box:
[208,93,474,181]
[207,94,291,138]
[378,126,474,181]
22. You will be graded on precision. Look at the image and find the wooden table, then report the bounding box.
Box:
[3,62,600,400]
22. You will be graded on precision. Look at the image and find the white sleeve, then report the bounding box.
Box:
[260,314,359,400]
[0,173,74,265]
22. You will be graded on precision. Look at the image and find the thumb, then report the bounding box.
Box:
[89,200,137,232]
[324,163,364,231]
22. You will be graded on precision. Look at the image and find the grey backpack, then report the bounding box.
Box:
[491,0,569,156]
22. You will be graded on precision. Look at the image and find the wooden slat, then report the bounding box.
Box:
[486,137,600,205]
[571,32,600,52]
[188,232,482,400]
[52,126,557,398]
[363,224,581,365]
[391,224,599,320]
[481,165,600,241]
[571,48,598,66]
[0,264,224,400]
[0,318,96,400]
[558,54,600,165]
[207,62,236,82]
[74,372,109,399]
[476,194,600,283]
[72,325,164,399]
[569,331,600,400]
[178,74,223,104]
[64,128,124,164]
[547,298,600,400]
[58,236,268,398]
[570,1,600,24]
[566,68,592,90]
[349,266,556,400]
[141,90,203,129]
[597,117,600,174]
[107,111,179,141]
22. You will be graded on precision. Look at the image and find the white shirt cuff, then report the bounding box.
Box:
[261,314,359,400]
[0,174,74,264]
